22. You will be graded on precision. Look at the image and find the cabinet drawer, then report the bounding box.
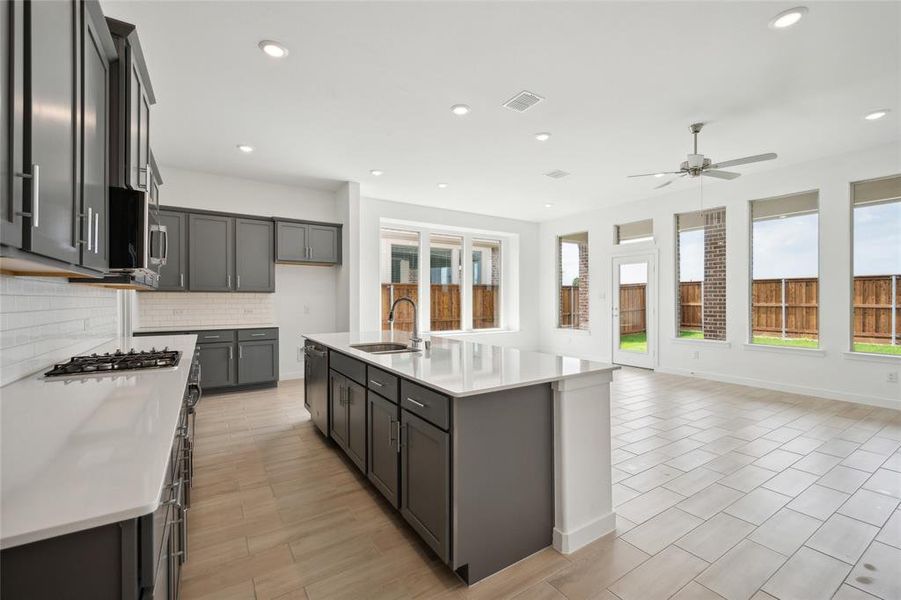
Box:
[401,380,450,430]
[367,366,398,403]
[329,351,366,385]
[237,327,278,341]
[195,330,236,344]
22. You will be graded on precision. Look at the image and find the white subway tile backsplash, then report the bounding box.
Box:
[135,292,275,329]
[0,275,119,386]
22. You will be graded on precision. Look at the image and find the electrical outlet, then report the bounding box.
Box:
[888,372,898,384]
[304,305,310,315]
[692,351,700,360]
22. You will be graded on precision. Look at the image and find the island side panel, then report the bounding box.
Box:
[552,371,616,553]
[452,383,554,584]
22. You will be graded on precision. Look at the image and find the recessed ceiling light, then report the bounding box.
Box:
[258,40,289,58]
[370,169,384,176]
[864,109,889,121]
[769,6,808,29]
[654,173,665,178]
[450,104,471,116]
[544,203,554,208]
[437,183,449,189]
[535,132,551,142]
[236,144,254,153]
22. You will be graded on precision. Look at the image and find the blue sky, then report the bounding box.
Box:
[853,202,901,276]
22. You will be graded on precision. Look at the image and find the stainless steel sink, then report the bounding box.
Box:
[350,342,420,355]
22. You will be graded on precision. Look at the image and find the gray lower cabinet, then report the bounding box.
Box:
[235,218,274,292]
[367,392,400,508]
[197,341,235,389]
[275,221,341,265]
[237,339,278,385]
[400,409,450,562]
[157,210,186,291]
[189,214,233,291]
[328,370,366,473]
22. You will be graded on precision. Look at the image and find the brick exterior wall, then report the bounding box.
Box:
[577,242,590,329]
[702,208,727,340]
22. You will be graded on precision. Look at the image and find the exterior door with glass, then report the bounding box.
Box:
[612,255,656,368]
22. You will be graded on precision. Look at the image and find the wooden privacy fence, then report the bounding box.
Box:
[381,283,499,331]
[675,275,899,343]
[619,284,647,334]
[560,285,581,327]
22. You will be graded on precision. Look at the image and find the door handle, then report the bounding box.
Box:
[227,274,232,288]
[229,346,233,361]
[237,274,241,289]
[395,420,402,453]
[180,273,184,287]
[94,211,100,254]
[86,207,93,250]
[406,397,425,408]
[15,164,39,227]
[239,345,243,359]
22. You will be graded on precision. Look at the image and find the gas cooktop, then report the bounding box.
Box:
[44,348,182,377]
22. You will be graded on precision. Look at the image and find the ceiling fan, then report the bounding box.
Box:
[628,123,777,189]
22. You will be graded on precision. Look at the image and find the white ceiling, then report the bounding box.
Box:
[101,1,900,222]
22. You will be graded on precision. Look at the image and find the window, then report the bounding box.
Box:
[473,239,501,329]
[381,228,420,332]
[615,219,654,245]
[750,192,819,348]
[676,208,726,341]
[558,232,589,329]
[851,175,901,356]
[429,234,462,331]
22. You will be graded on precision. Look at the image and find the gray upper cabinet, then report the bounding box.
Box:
[275,221,341,265]
[400,409,450,562]
[189,214,233,291]
[80,1,112,271]
[22,0,80,264]
[1,1,24,250]
[106,17,155,191]
[237,339,278,385]
[235,219,274,292]
[157,210,186,291]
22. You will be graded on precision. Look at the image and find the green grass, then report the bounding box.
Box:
[752,336,819,349]
[678,329,704,339]
[853,342,901,356]
[619,332,647,353]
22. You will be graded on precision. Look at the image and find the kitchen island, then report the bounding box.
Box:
[303,331,618,584]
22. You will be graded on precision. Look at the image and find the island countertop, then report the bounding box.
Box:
[0,334,197,549]
[302,331,617,398]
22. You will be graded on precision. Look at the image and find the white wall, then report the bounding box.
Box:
[539,143,901,408]
[354,197,542,349]
[0,276,119,386]
[136,166,343,380]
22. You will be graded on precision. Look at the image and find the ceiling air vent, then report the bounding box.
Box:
[545,170,571,179]
[502,90,545,112]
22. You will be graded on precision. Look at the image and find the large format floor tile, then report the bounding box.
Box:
[696,540,786,600]
[844,542,901,600]
[762,547,853,600]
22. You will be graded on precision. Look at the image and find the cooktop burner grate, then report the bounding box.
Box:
[44,348,182,377]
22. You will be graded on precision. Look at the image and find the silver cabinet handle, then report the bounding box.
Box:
[162,478,184,507]
[369,379,384,387]
[94,211,100,254]
[86,207,93,250]
[15,164,39,227]
[237,274,241,289]
[229,346,233,360]
[203,335,220,339]
[227,274,231,288]
[180,273,184,287]
[239,345,243,359]
[251,332,265,337]
[406,397,425,408]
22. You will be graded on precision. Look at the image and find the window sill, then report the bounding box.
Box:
[843,351,900,364]
[742,343,825,357]
[430,328,517,337]
[670,337,731,348]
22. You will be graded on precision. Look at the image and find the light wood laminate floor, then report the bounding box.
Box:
[182,369,901,600]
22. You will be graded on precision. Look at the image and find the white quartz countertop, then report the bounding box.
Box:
[303,331,617,398]
[134,323,277,333]
[0,334,197,549]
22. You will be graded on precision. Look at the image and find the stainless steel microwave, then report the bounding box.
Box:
[108,187,167,275]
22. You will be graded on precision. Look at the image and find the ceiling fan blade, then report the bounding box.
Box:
[628,171,680,178]
[708,152,777,169]
[702,169,741,180]
[654,180,673,189]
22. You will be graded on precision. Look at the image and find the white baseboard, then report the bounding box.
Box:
[553,511,616,554]
[654,366,899,410]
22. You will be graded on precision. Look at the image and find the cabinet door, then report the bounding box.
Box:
[237,339,278,385]
[80,5,109,271]
[329,371,348,450]
[189,214,233,291]
[127,58,152,191]
[197,342,235,389]
[157,211,186,291]
[275,221,308,262]
[235,219,274,292]
[309,225,339,263]
[345,378,366,472]
[368,392,399,507]
[1,0,24,249]
[26,0,79,263]
[400,410,449,562]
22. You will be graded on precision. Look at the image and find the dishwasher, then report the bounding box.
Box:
[304,340,329,435]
